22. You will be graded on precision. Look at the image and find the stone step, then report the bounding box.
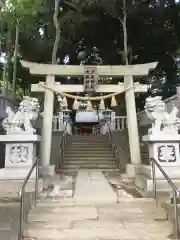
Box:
[64,153,114,157]
[70,141,110,144]
[68,138,109,142]
[25,219,168,230]
[24,224,171,239]
[63,163,115,166]
[64,148,112,152]
[64,157,114,161]
[36,198,94,207]
[64,159,115,165]
[64,160,114,164]
[32,203,162,216]
[68,144,111,148]
[64,162,115,166]
[161,200,180,230]
[63,165,115,169]
[65,148,112,151]
[30,206,96,214]
[68,142,110,144]
[64,157,114,160]
[67,142,110,145]
[28,211,98,223]
[56,168,117,174]
[0,179,43,198]
[66,144,111,147]
[68,135,109,139]
[22,237,171,240]
[24,238,150,240]
[35,197,154,208]
[68,134,109,136]
[24,221,71,230]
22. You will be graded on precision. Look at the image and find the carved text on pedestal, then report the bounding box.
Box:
[10,145,29,163]
[158,144,176,163]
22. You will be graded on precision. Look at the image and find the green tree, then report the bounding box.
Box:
[0,0,42,99]
[1,0,180,105]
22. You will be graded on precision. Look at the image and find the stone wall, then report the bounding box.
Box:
[110,126,150,170]
[111,126,150,169]
[112,129,130,170]
[138,125,150,165]
[50,131,63,167]
[36,120,63,168]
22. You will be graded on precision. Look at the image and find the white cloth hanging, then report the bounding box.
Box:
[75,111,104,123]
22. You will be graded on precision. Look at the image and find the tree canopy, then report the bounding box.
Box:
[0,0,180,104]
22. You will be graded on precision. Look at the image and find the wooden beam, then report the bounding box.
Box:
[21,60,158,77]
[31,82,148,93]
[96,83,148,93]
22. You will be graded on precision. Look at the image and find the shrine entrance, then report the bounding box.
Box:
[52,66,123,136]
[20,60,157,170]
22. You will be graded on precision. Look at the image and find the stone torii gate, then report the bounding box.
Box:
[21,60,157,172]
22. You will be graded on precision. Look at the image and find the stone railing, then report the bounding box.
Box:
[52,114,64,131]
[52,114,127,132]
[114,116,127,130]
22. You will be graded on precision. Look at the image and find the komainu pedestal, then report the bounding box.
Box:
[0,96,41,180]
[134,96,180,194]
[0,134,41,179]
[143,134,180,179]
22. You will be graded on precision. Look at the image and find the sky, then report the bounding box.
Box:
[0,53,6,64]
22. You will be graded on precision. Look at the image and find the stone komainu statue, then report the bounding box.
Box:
[2,96,40,134]
[145,96,180,135]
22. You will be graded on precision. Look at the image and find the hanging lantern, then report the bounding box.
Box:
[72,99,79,110]
[99,98,105,110]
[111,96,117,107]
[86,100,92,111]
[62,96,68,108]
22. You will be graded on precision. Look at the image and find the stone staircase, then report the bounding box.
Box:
[24,197,172,240]
[63,134,116,171]
[23,171,174,240]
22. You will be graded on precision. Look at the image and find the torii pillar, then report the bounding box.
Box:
[20,60,157,174]
[41,75,55,169]
[124,75,140,165]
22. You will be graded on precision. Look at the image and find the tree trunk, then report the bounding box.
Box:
[2,28,12,98]
[52,0,61,64]
[2,58,8,97]
[122,0,129,65]
[12,23,19,101]
[0,0,5,11]
[0,20,3,54]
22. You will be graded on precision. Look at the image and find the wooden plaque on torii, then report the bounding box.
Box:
[84,66,99,93]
